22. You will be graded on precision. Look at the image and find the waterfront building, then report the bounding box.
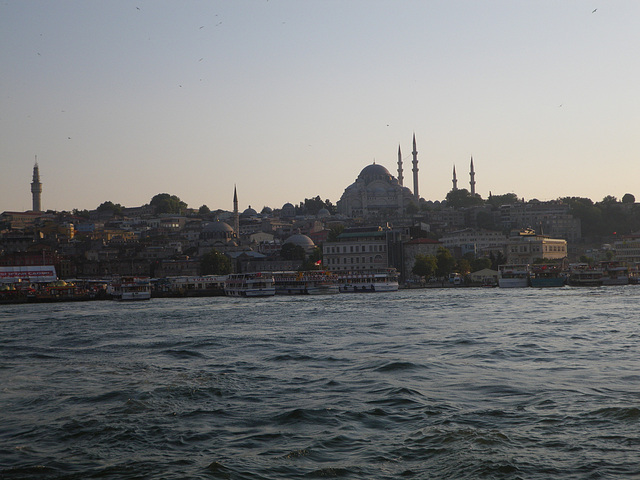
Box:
[323,227,390,272]
[440,228,508,258]
[506,229,568,264]
[500,201,581,241]
[613,234,640,264]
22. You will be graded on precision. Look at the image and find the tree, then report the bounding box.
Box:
[200,249,232,275]
[470,257,492,272]
[150,193,187,214]
[405,202,419,215]
[486,193,520,208]
[445,188,484,208]
[622,193,635,204]
[300,247,323,270]
[455,258,471,275]
[280,243,306,261]
[96,201,123,216]
[198,205,211,215]
[412,254,437,278]
[327,225,345,242]
[490,251,506,270]
[436,247,456,278]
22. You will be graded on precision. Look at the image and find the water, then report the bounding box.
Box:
[2,287,640,479]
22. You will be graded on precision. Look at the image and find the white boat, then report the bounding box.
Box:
[109,276,151,301]
[273,271,340,295]
[336,268,399,293]
[498,265,530,288]
[224,272,275,297]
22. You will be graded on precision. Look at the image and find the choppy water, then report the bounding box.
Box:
[1,287,640,479]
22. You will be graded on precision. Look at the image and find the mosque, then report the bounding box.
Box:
[337,135,477,218]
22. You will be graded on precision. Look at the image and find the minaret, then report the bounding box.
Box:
[412,133,419,200]
[397,145,403,186]
[233,185,240,239]
[469,156,476,195]
[31,156,42,212]
[452,165,458,190]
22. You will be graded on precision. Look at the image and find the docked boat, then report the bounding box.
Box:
[600,262,630,286]
[336,268,399,293]
[156,275,227,297]
[109,276,152,300]
[224,272,275,297]
[273,271,340,295]
[498,265,530,288]
[567,264,603,287]
[529,264,566,287]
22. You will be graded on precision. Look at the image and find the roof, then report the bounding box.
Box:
[338,231,385,239]
[405,238,442,245]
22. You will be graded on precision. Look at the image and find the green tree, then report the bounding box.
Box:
[486,193,520,208]
[300,247,323,270]
[436,247,456,278]
[456,258,471,275]
[405,202,419,215]
[280,243,306,261]
[198,205,211,215]
[96,201,123,216]
[445,189,484,208]
[412,254,437,278]
[150,193,188,214]
[622,193,636,204]
[327,225,345,242]
[200,249,232,275]
[470,257,492,272]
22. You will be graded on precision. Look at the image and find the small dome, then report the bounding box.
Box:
[317,208,331,219]
[241,206,258,217]
[358,164,393,184]
[281,202,296,218]
[284,233,315,250]
[202,220,234,233]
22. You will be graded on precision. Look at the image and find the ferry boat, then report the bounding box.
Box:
[109,276,152,301]
[336,268,399,293]
[273,271,340,295]
[224,272,275,297]
[498,265,530,288]
[158,275,227,297]
[567,264,603,287]
[600,262,630,286]
[529,264,566,288]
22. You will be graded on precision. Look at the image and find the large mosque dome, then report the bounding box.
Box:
[357,164,393,184]
[337,161,415,218]
[284,233,316,253]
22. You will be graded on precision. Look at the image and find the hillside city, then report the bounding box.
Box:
[2,158,640,285]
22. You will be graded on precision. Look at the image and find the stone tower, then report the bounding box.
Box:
[233,185,240,239]
[31,157,42,212]
[412,134,419,200]
[397,145,403,186]
[452,165,458,191]
[469,156,476,196]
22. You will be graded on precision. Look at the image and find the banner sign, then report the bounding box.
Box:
[0,265,57,283]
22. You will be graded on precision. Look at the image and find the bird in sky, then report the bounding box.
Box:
[592,8,597,13]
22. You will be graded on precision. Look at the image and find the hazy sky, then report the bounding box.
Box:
[2,0,638,213]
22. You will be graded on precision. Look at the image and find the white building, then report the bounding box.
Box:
[323,227,389,272]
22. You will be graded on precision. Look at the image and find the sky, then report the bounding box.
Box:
[1,0,639,214]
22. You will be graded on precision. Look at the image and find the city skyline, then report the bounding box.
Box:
[2,1,639,213]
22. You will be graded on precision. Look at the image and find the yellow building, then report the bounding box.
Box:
[506,229,567,264]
